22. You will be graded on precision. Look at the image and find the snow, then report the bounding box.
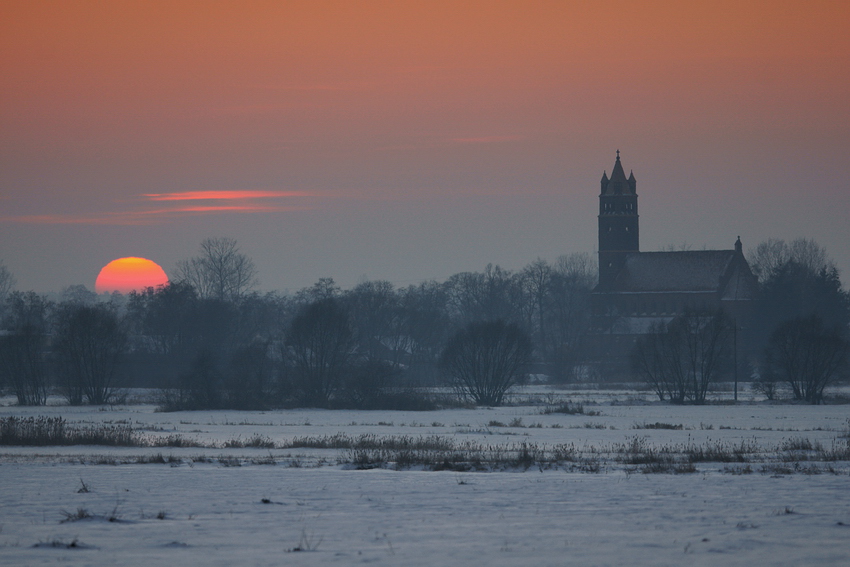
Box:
[1,389,849,566]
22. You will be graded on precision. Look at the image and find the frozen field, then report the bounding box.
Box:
[1,388,849,566]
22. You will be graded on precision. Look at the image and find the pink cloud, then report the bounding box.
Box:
[451,135,525,144]
[142,190,313,201]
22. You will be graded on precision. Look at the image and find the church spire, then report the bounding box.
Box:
[604,150,633,195]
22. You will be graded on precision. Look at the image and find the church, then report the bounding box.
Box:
[587,152,759,379]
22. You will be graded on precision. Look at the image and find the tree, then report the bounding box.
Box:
[164,348,224,410]
[343,280,411,370]
[749,238,836,287]
[517,254,595,382]
[544,254,595,381]
[675,309,733,403]
[520,258,553,361]
[175,237,258,301]
[758,261,849,333]
[0,261,15,315]
[440,319,532,406]
[223,339,278,409]
[764,315,848,404]
[54,302,128,405]
[61,284,98,305]
[399,281,452,386]
[285,299,354,406]
[749,239,849,372]
[632,320,684,402]
[748,237,792,283]
[0,292,52,405]
[632,309,732,403]
[295,277,341,305]
[128,282,199,357]
[753,259,849,374]
[444,264,524,326]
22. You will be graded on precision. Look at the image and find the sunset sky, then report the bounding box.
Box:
[2,0,849,294]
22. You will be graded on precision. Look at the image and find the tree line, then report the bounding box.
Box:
[0,239,594,409]
[1,237,848,408]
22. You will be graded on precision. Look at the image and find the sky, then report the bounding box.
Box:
[2,0,849,294]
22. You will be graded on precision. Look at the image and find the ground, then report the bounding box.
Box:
[1,387,848,566]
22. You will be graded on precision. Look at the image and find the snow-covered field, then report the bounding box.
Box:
[1,388,849,566]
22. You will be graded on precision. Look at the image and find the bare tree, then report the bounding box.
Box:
[748,238,834,283]
[632,309,732,403]
[520,258,552,358]
[444,264,524,325]
[295,277,341,305]
[440,319,532,406]
[399,281,451,386]
[343,280,411,369]
[748,237,789,283]
[175,237,258,301]
[61,284,98,305]
[632,320,683,402]
[675,309,733,403]
[764,315,848,404]
[285,299,354,406]
[547,253,596,381]
[0,292,52,405]
[0,261,15,310]
[54,302,128,405]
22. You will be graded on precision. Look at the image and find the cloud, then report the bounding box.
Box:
[3,190,316,225]
[451,135,525,144]
[142,190,313,201]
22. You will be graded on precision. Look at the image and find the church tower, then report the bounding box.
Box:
[598,151,639,287]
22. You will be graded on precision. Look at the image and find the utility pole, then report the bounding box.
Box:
[733,318,738,402]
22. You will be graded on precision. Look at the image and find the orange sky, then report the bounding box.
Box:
[1,1,849,292]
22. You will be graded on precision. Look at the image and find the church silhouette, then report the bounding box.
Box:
[587,152,759,379]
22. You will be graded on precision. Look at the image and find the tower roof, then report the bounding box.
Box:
[603,150,635,195]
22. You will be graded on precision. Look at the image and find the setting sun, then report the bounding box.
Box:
[95,257,168,294]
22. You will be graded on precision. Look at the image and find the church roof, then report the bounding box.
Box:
[608,250,756,296]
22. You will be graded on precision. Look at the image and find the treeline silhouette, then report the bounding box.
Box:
[0,238,847,408]
[0,246,596,409]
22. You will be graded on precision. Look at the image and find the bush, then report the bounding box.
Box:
[440,319,532,406]
[764,315,848,404]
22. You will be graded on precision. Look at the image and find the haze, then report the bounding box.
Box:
[2,1,849,293]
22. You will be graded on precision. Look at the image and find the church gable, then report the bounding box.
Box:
[719,255,760,301]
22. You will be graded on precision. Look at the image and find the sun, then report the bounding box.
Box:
[95,257,169,294]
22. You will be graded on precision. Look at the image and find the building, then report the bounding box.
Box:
[587,152,759,379]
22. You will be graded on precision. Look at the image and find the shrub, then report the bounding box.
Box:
[440,319,532,406]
